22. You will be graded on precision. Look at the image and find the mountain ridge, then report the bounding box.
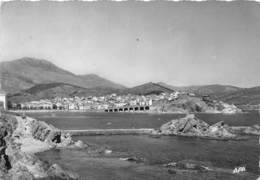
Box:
[8,82,123,103]
[157,82,242,96]
[125,82,175,95]
[2,57,260,105]
[0,57,125,93]
[214,86,260,105]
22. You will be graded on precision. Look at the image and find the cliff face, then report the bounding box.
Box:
[0,114,13,177]
[0,112,80,180]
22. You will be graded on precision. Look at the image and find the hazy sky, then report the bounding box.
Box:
[1,1,260,88]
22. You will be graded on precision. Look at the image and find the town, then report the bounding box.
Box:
[6,90,242,114]
[8,91,181,112]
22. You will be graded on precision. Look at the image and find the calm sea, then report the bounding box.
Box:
[33,112,260,180]
[29,112,260,130]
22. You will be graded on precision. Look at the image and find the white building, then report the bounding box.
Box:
[0,82,7,110]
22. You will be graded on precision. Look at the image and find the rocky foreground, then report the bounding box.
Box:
[0,112,259,179]
[157,114,259,140]
[0,111,84,180]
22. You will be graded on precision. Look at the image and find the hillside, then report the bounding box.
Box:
[0,57,125,93]
[124,82,174,95]
[79,74,125,89]
[158,82,241,96]
[3,57,259,105]
[8,82,122,103]
[215,86,260,105]
[8,82,176,103]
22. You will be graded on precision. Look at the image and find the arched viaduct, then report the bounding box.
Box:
[105,106,150,112]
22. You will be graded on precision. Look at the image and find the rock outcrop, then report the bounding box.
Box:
[164,160,214,174]
[150,95,242,114]
[0,112,81,179]
[0,115,13,179]
[159,114,237,140]
[219,102,242,114]
[229,125,260,136]
[164,159,254,177]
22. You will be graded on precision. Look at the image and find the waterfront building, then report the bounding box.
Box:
[0,82,7,110]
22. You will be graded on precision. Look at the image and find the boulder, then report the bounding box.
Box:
[47,164,79,179]
[165,160,212,174]
[30,118,61,143]
[119,156,145,163]
[160,114,209,136]
[8,164,34,180]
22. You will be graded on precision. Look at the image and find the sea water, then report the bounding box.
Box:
[33,112,260,180]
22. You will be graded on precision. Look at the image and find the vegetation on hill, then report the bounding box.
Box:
[125,82,174,95]
[157,82,260,106]
[8,82,175,103]
[8,82,123,103]
[214,86,260,105]
[158,82,241,96]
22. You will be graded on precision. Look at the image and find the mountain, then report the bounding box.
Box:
[2,57,258,105]
[8,82,174,103]
[215,86,260,105]
[183,84,241,97]
[0,57,125,93]
[125,82,174,95]
[157,82,241,96]
[8,81,175,103]
[158,82,260,106]
[157,82,182,91]
[8,82,123,103]
[78,74,125,89]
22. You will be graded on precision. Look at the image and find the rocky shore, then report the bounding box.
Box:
[0,111,258,179]
[229,125,260,136]
[0,111,84,180]
[150,95,242,114]
[156,114,259,140]
[163,159,255,177]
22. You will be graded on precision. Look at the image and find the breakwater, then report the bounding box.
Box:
[8,109,104,113]
[64,128,155,136]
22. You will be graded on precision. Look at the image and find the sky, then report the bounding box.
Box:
[0,1,260,88]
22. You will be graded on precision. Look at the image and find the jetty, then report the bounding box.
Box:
[64,128,155,136]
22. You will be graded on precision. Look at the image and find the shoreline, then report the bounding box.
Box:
[8,109,249,115]
[64,126,260,138]
[2,112,258,179]
[64,128,155,136]
[0,112,81,179]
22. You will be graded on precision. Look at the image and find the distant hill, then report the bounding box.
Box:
[3,57,259,105]
[8,82,123,103]
[8,82,175,103]
[215,86,260,105]
[124,82,174,95]
[158,82,260,105]
[0,57,125,93]
[78,74,125,89]
[158,82,241,96]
